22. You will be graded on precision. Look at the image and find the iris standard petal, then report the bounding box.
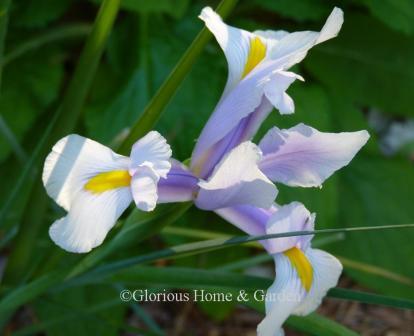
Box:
[259,124,370,187]
[191,68,301,174]
[192,98,273,178]
[265,202,315,254]
[49,188,132,253]
[129,130,172,178]
[263,70,304,115]
[42,134,130,211]
[199,6,263,96]
[131,166,160,211]
[266,7,343,69]
[195,142,277,210]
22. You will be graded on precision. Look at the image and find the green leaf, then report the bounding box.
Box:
[333,156,414,298]
[90,0,190,19]
[32,285,126,336]
[3,224,414,315]
[0,270,66,315]
[359,0,414,35]
[305,13,414,117]
[85,14,144,143]
[255,84,335,146]
[251,0,332,22]
[0,52,63,162]
[110,266,269,289]
[330,287,414,310]
[246,294,358,335]
[286,313,358,336]
[12,0,75,28]
[86,68,149,143]
[197,297,236,321]
[2,23,91,66]
[301,13,414,300]
[1,0,121,287]
[0,204,192,320]
[339,256,414,288]
[108,266,414,311]
[120,0,190,19]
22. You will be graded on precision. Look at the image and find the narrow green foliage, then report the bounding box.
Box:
[2,23,91,66]
[1,224,414,318]
[65,223,414,288]
[1,0,121,286]
[286,313,359,336]
[71,266,414,311]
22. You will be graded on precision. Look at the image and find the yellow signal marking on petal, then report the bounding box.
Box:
[84,170,131,194]
[284,247,313,292]
[241,36,267,78]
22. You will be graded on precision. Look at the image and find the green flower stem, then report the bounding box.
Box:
[117,0,239,154]
[1,0,121,287]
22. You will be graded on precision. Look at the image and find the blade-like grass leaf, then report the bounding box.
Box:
[73,223,414,282]
[1,0,122,286]
[2,23,91,65]
[2,224,414,315]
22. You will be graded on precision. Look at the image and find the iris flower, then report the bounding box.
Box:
[154,7,369,335]
[256,202,342,336]
[191,6,344,178]
[42,131,172,253]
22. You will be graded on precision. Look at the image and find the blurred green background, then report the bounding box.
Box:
[1,0,414,334]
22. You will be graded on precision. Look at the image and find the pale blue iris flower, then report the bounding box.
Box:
[155,7,368,335]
